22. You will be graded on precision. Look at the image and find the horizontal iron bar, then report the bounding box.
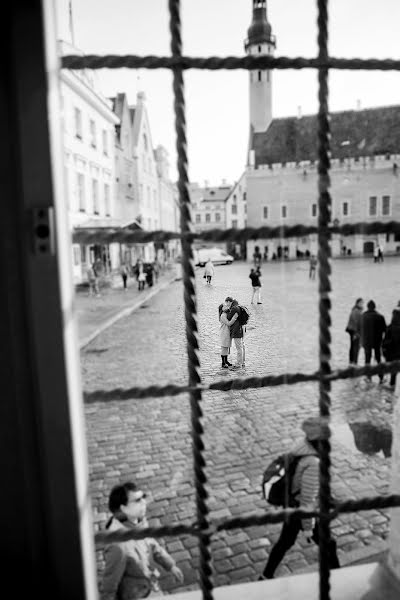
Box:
[72,221,400,245]
[83,361,400,403]
[61,54,400,72]
[94,493,400,546]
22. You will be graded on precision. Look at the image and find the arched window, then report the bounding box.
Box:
[143,133,148,151]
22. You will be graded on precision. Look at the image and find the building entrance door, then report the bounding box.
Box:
[363,241,374,254]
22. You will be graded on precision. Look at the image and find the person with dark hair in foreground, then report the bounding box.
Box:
[101,481,183,600]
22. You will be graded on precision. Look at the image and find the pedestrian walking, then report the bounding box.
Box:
[362,300,387,382]
[101,481,184,600]
[218,297,236,369]
[309,255,317,280]
[146,263,154,287]
[227,299,245,369]
[253,245,262,267]
[87,263,100,297]
[153,260,160,283]
[259,417,340,580]
[249,268,262,304]
[345,298,364,365]
[382,309,400,389]
[204,258,214,285]
[378,244,384,263]
[373,245,379,263]
[134,259,146,291]
[120,264,128,290]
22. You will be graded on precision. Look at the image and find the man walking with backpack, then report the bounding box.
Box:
[227,299,249,370]
[259,416,340,580]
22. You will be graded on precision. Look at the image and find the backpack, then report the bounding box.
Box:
[238,305,250,326]
[262,453,301,508]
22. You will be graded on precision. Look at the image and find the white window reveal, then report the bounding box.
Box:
[92,179,99,214]
[77,173,85,211]
[263,206,268,219]
[281,205,287,219]
[311,203,317,217]
[104,183,111,216]
[196,214,201,223]
[102,130,108,156]
[74,107,82,139]
[89,119,96,148]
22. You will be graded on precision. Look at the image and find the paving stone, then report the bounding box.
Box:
[231,554,252,569]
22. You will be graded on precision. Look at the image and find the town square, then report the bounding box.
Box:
[81,257,397,592]
[3,2,400,600]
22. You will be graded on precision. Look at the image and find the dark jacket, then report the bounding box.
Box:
[382,310,400,360]
[228,303,243,338]
[249,272,261,287]
[362,309,386,348]
[346,305,363,336]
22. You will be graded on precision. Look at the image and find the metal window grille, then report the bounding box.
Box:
[62,2,400,599]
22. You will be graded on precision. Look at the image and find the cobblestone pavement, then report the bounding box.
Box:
[81,256,400,594]
[76,264,177,346]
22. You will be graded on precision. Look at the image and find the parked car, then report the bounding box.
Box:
[195,247,234,267]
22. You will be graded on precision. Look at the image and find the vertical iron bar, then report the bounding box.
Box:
[317,1,333,600]
[168,1,213,599]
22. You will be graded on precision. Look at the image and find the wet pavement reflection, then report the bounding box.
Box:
[331,378,395,458]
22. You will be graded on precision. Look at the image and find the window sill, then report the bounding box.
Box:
[167,561,400,600]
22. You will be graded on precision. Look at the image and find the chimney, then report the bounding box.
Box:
[356,99,361,111]
[297,105,302,119]
[204,180,209,189]
[222,178,227,186]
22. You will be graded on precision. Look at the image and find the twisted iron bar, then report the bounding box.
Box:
[317,2,332,598]
[169,2,213,598]
[71,221,400,245]
[61,54,400,72]
[82,360,400,403]
[94,493,400,547]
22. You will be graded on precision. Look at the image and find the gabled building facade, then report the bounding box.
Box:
[60,41,120,283]
[191,184,232,234]
[244,2,400,261]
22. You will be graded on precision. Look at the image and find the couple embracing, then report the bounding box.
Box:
[219,296,245,370]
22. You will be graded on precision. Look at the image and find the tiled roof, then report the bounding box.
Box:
[251,105,400,166]
[201,186,232,202]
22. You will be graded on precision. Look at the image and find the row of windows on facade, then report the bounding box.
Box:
[139,184,158,211]
[196,204,245,215]
[195,214,242,229]
[262,196,392,220]
[74,107,109,155]
[76,173,111,216]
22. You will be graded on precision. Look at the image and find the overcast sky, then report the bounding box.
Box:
[56,0,400,185]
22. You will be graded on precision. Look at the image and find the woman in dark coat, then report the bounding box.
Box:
[382,309,400,388]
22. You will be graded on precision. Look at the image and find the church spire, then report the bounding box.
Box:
[244,0,276,135]
[245,0,275,50]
